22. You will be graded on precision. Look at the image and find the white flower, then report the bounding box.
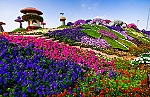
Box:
[146,61,150,64]
[141,61,144,63]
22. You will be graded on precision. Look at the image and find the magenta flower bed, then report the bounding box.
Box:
[3,34,116,74]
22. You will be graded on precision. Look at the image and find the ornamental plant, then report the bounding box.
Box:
[127,23,137,29]
[85,19,92,24]
[90,18,104,25]
[66,22,74,26]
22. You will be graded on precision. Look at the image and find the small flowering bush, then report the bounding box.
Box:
[85,19,92,24]
[90,18,104,25]
[73,19,86,26]
[127,23,137,29]
[67,22,74,26]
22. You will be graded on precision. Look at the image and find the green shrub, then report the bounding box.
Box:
[12,28,26,33]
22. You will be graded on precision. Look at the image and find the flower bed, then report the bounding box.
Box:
[1,32,150,96]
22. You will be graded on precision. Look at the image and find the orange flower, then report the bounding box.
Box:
[102,79,105,84]
[127,80,130,83]
[63,89,67,94]
[86,91,91,96]
[51,94,55,97]
[105,88,109,93]
[118,86,121,89]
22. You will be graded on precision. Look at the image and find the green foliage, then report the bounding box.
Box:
[81,24,98,30]
[12,28,26,33]
[22,14,43,22]
[95,25,110,31]
[82,29,101,38]
[117,39,137,47]
[103,36,128,51]
[57,25,74,28]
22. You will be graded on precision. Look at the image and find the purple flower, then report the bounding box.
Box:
[74,19,86,26]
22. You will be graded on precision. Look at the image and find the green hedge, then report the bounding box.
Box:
[12,28,26,33]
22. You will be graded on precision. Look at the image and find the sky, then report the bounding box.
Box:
[1,0,150,31]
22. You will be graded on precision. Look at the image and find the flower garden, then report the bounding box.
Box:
[1,18,150,97]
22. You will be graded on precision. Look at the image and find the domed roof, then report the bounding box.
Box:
[20,7,43,15]
[0,22,6,25]
[60,16,66,21]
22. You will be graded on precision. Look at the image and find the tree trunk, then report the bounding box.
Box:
[0,25,4,32]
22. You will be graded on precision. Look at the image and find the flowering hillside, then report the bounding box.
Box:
[1,18,150,97]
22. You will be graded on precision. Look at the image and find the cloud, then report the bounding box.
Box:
[81,4,86,7]
[88,7,91,9]
[94,3,98,6]
[95,15,106,19]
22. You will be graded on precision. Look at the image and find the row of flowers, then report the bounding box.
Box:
[81,36,111,49]
[2,34,116,75]
[98,30,118,40]
[0,36,85,96]
[47,28,88,43]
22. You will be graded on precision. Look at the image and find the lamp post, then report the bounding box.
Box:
[137,20,140,27]
[146,7,150,30]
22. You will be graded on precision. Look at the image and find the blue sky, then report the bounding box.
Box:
[0,0,150,31]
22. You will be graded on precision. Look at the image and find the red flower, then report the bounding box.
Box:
[141,78,147,85]
[90,87,94,91]
[73,93,77,97]
[132,87,140,92]
[82,94,85,97]
[67,92,70,94]
[90,82,93,85]
[115,80,118,85]
[135,93,141,97]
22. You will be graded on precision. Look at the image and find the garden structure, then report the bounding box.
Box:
[60,13,66,26]
[0,21,5,32]
[20,7,43,30]
[14,16,24,28]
